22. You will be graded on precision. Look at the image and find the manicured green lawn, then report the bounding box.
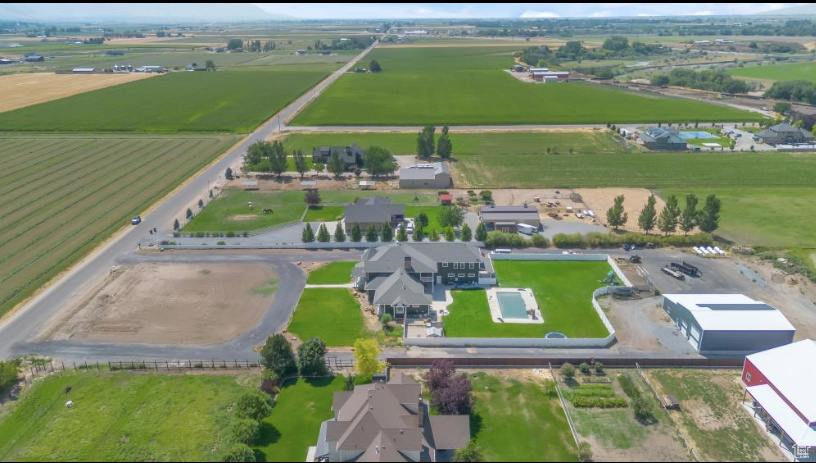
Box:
[470,373,578,462]
[649,369,784,462]
[659,187,816,248]
[287,288,366,347]
[293,47,759,126]
[728,61,816,84]
[404,206,445,233]
[0,372,250,461]
[255,376,345,463]
[445,261,610,338]
[184,190,306,233]
[306,261,356,285]
[0,69,328,133]
[282,130,635,156]
[304,205,344,222]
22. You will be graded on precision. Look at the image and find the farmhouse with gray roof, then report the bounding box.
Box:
[312,374,470,462]
[354,242,492,320]
[344,197,405,232]
[398,162,452,189]
[312,144,364,170]
[640,127,688,150]
[757,123,815,146]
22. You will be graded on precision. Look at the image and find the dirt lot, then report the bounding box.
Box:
[42,262,277,345]
[578,188,667,233]
[0,72,154,112]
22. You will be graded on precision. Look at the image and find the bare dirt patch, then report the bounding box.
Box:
[577,188,668,233]
[0,72,155,112]
[43,262,277,345]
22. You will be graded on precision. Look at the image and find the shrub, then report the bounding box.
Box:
[560,362,576,381]
[217,241,226,246]
[260,370,280,395]
[297,337,328,376]
[632,396,656,423]
[221,443,255,462]
[454,440,484,462]
[226,231,236,238]
[594,362,604,374]
[235,390,273,421]
[617,373,641,399]
[0,361,18,395]
[578,442,593,463]
[228,418,260,445]
[578,362,591,375]
[485,231,529,248]
[380,313,393,326]
[568,394,628,409]
[530,234,549,248]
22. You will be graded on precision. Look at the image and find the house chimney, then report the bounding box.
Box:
[404,256,412,270]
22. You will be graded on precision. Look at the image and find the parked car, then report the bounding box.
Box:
[131,216,142,225]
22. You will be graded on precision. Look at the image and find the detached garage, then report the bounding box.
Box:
[662,294,796,354]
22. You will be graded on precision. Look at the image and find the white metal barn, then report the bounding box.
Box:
[662,294,796,354]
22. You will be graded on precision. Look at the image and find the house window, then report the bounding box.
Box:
[458,273,465,278]
[448,273,455,278]
[453,263,459,270]
[469,263,475,269]
[468,273,475,278]
[746,372,752,382]
[396,306,405,315]
[442,263,448,268]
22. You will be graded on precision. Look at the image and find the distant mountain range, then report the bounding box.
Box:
[0,3,294,23]
[761,4,816,16]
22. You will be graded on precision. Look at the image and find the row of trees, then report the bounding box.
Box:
[651,69,751,95]
[517,37,668,69]
[417,125,453,159]
[244,141,398,178]
[765,80,816,106]
[302,220,481,244]
[606,194,721,236]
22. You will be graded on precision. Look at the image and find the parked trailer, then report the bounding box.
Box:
[670,261,700,277]
[662,267,685,280]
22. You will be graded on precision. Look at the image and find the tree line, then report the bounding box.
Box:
[650,69,751,95]
[417,125,453,159]
[607,193,721,236]
[243,141,398,178]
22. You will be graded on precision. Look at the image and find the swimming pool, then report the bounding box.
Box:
[497,292,528,319]
[677,130,718,140]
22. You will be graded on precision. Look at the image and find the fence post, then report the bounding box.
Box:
[165,360,169,370]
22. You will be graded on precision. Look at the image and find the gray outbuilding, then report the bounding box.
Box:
[398,162,452,189]
[662,294,796,355]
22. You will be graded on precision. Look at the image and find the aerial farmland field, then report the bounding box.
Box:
[728,61,816,84]
[0,134,239,318]
[292,46,760,126]
[0,69,327,133]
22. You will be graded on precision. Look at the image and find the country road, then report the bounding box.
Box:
[0,42,378,360]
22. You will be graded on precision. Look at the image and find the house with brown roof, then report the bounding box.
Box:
[312,374,470,462]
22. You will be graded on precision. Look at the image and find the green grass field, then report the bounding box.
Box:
[0,372,250,461]
[282,130,635,157]
[255,376,345,462]
[470,373,578,462]
[0,69,327,133]
[286,288,366,347]
[728,61,816,84]
[649,369,784,462]
[303,205,344,222]
[660,187,816,248]
[184,190,306,233]
[292,47,759,126]
[0,134,239,319]
[306,261,356,285]
[444,261,610,338]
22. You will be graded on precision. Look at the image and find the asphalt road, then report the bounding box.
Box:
[0,43,378,361]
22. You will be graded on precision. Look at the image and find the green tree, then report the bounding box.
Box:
[227,418,260,445]
[658,195,681,236]
[227,38,243,50]
[270,141,288,178]
[698,194,722,233]
[363,146,397,177]
[302,223,315,243]
[429,228,440,242]
[560,362,576,381]
[453,440,484,462]
[260,333,296,377]
[350,223,362,242]
[186,208,193,219]
[304,189,321,206]
[416,125,436,159]
[638,194,658,235]
[173,219,180,231]
[444,227,456,242]
[328,149,345,178]
[297,337,328,376]
[380,222,393,242]
[221,443,255,462]
[235,390,272,421]
[436,125,453,159]
[198,199,204,209]
[438,206,464,228]
[412,223,424,241]
[475,222,487,242]
[293,150,309,179]
[773,101,792,115]
[334,223,346,242]
[680,193,699,235]
[365,225,379,242]
[316,223,331,242]
[313,162,325,173]
[354,338,385,377]
[416,212,430,228]
[605,194,628,231]
[396,223,409,242]
[460,223,472,241]
[370,59,382,72]
[205,59,216,71]
[0,361,18,395]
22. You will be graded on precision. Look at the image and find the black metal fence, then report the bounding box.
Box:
[386,357,744,369]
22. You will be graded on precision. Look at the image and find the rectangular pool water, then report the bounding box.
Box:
[497,292,528,319]
[677,131,718,140]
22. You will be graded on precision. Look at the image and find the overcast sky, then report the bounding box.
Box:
[254,3,808,19]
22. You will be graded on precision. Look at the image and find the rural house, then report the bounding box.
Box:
[790,106,816,131]
[479,205,541,233]
[639,127,688,150]
[662,294,795,354]
[344,197,405,232]
[742,340,816,460]
[312,144,364,170]
[757,122,815,145]
[353,242,493,320]
[398,162,452,189]
[311,374,470,462]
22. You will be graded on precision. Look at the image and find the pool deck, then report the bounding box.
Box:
[486,287,543,324]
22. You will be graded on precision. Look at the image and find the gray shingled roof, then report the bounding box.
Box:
[363,243,482,275]
[345,197,405,225]
[758,123,815,139]
[372,268,432,307]
[641,127,686,145]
